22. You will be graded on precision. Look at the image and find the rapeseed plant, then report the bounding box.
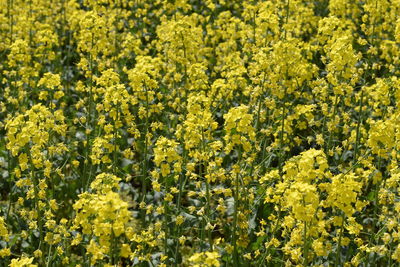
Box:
[2,0,400,266]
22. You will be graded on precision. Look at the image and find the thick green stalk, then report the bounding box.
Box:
[335,212,346,267]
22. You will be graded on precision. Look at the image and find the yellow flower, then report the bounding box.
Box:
[0,248,11,257]
[0,217,8,240]
[176,215,185,226]
[120,244,131,258]
[189,251,220,267]
[9,257,37,267]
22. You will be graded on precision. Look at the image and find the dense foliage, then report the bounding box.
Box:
[1,0,400,266]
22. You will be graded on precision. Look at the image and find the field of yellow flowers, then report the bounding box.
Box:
[1,0,400,266]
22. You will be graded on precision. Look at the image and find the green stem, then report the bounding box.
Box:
[112,108,119,175]
[279,87,287,173]
[201,128,212,250]
[303,222,309,266]
[46,244,52,267]
[232,171,239,267]
[353,91,363,164]
[205,176,212,249]
[30,163,44,265]
[232,147,243,267]
[335,212,345,267]
[140,86,150,225]
[7,0,13,45]
[327,94,339,152]
[258,207,283,266]
[173,140,187,266]
[284,0,290,40]
[83,33,96,191]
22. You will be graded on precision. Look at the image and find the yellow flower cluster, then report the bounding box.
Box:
[72,173,133,264]
[189,250,220,267]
